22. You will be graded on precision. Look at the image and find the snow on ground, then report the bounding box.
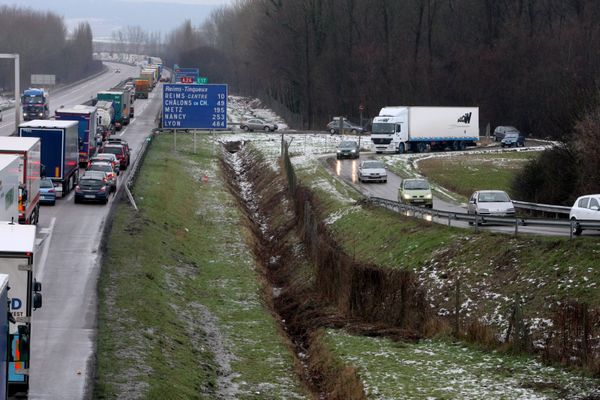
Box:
[0,95,15,110]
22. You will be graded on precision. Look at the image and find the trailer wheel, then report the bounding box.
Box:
[458,141,466,151]
[416,142,427,153]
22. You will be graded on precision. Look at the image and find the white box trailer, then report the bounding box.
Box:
[0,137,42,225]
[0,222,42,396]
[0,155,20,224]
[371,106,479,153]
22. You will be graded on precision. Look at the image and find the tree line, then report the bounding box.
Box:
[159,0,600,204]
[0,6,100,95]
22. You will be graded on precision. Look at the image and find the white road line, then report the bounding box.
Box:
[119,126,128,137]
[36,217,56,283]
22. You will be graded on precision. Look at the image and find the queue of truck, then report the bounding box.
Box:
[0,71,153,397]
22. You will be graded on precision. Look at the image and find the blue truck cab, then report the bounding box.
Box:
[21,88,49,121]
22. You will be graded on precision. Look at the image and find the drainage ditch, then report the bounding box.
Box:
[220,142,424,399]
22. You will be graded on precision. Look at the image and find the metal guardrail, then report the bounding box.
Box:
[369,196,600,238]
[513,200,571,215]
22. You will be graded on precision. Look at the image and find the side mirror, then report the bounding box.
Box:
[469,199,476,204]
[33,280,42,292]
[33,292,42,310]
[592,206,599,211]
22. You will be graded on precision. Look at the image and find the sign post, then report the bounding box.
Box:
[163,84,228,130]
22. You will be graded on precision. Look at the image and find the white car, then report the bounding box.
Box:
[569,194,600,235]
[358,160,387,183]
[467,190,515,221]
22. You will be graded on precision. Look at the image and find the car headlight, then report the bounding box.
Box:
[425,194,432,199]
[507,208,515,213]
[403,194,411,199]
[23,113,27,116]
[351,149,356,153]
[337,150,341,153]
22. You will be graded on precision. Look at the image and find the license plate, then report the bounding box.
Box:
[85,195,95,199]
[413,199,423,202]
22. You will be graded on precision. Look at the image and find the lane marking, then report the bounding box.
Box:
[36,217,56,283]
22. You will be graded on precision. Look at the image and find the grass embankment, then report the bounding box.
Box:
[275,145,600,397]
[417,151,536,198]
[94,134,307,399]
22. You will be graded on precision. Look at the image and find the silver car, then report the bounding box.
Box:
[358,160,387,183]
[327,119,364,135]
[467,190,515,222]
[240,118,278,132]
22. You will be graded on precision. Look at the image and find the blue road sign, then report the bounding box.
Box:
[174,67,199,83]
[162,84,228,129]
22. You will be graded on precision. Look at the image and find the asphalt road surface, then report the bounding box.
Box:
[329,154,592,237]
[25,65,162,399]
[0,62,139,137]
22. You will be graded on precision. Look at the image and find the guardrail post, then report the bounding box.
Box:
[475,215,479,232]
[569,220,573,240]
[448,214,451,227]
[514,218,519,236]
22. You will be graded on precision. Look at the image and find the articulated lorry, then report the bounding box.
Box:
[19,120,79,197]
[95,101,115,138]
[0,222,42,398]
[135,79,149,99]
[21,88,50,121]
[97,91,128,130]
[0,274,10,399]
[0,155,19,224]
[371,106,479,154]
[0,137,41,225]
[55,105,98,166]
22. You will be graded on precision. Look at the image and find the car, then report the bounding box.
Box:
[569,194,600,236]
[493,126,520,142]
[39,178,56,205]
[358,160,387,183]
[106,137,130,157]
[398,178,433,208]
[87,162,117,192]
[101,144,129,169]
[336,140,360,159]
[327,119,365,135]
[74,176,110,204]
[467,190,516,223]
[501,132,525,148]
[240,118,278,132]
[89,153,120,174]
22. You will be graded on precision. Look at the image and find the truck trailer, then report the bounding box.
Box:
[0,137,41,225]
[19,120,79,196]
[0,273,10,399]
[0,155,20,224]
[135,79,149,99]
[55,105,98,166]
[97,91,128,129]
[371,106,479,154]
[0,222,42,397]
[95,100,115,138]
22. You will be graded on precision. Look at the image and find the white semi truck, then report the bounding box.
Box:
[0,222,42,397]
[0,155,20,224]
[371,106,479,154]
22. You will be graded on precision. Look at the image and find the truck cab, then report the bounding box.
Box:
[21,88,49,121]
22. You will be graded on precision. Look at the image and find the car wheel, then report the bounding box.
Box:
[330,128,336,135]
[351,129,357,134]
[264,126,271,132]
[243,126,249,131]
[74,198,80,204]
[103,198,109,205]
[50,200,56,206]
[571,218,582,236]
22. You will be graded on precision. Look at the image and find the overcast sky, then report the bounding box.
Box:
[0,0,232,40]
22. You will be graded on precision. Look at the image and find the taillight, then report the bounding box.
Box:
[75,186,81,192]
[99,186,106,192]
[49,188,55,193]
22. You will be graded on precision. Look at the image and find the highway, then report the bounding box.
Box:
[329,155,594,237]
[0,62,138,137]
[10,63,162,399]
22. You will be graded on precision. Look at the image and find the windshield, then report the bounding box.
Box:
[339,141,357,147]
[478,191,510,202]
[505,133,518,138]
[404,180,430,190]
[362,161,385,169]
[89,164,112,173]
[79,179,104,189]
[39,179,53,188]
[23,95,44,104]
[372,123,394,134]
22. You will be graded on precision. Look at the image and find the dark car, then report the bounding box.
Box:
[336,140,360,159]
[501,132,525,148]
[327,119,365,135]
[74,177,110,204]
[39,178,56,205]
[493,126,520,142]
[101,144,129,169]
[106,138,130,157]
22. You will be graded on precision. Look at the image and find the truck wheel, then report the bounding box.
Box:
[396,143,405,154]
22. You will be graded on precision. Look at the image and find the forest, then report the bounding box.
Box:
[0,6,100,94]
[159,0,600,204]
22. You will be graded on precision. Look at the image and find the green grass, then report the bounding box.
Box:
[95,134,307,399]
[416,152,537,198]
[322,330,598,399]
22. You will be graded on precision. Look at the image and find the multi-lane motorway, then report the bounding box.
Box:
[1,62,162,399]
